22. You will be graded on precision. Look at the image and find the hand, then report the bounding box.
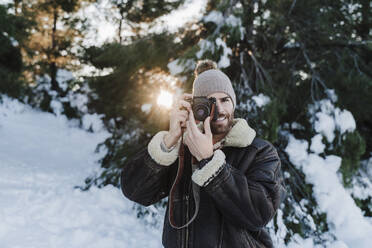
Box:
[184,110,214,161]
[164,93,192,149]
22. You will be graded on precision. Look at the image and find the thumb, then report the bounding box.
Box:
[204,117,212,136]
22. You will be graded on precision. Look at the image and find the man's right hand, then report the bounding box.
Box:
[163,93,192,149]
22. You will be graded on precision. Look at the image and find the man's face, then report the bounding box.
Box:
[207,92,234,135]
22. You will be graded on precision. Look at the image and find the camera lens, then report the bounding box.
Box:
[194,105,209,121]
[197,109,204,116]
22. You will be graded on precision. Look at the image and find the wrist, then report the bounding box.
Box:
[198,154,214,169]
[164,132,179,149]
[200,150,214,161]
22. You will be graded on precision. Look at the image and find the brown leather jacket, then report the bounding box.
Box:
[121,119,286,248]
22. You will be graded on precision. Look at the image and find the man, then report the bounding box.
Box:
[121,60,285,248]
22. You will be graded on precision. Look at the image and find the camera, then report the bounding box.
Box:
[187,97,219,122]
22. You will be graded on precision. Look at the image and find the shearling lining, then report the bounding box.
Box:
[148,131,180,166]
[223,118,256,147]
[196,118,256,148]
[192,149,226,187]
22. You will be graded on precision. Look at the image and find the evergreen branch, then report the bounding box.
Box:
[300,44,328,102]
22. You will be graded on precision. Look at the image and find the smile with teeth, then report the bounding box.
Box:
[215,116,226,122]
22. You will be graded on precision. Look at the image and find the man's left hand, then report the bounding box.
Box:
[184,110,214,161]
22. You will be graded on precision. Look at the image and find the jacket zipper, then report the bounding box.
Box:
[218,219,224,248]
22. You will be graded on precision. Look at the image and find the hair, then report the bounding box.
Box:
[194,59,218,77]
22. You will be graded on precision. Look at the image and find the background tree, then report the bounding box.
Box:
[173,0,371,244]
[1,0,371,246]
[10,0,91,115]
[84,0,372,245]
[0,3,33,99]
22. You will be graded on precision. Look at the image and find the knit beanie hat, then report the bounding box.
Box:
[192,60,236,108]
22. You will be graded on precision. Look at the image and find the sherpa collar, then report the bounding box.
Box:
[197,118,256,148]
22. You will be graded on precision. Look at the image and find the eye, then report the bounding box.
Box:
[222,98,230,102]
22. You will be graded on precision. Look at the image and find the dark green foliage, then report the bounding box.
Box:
[0,4,32,98]
[353,197,372,217]
[81,31,194,189]
[115,0,185,23]
[4,0,370,243]
[85,33,182,122]
[165,0,371,243]
[335,131,366,186]
[81,1,372,243]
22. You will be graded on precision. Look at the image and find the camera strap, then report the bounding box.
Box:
[168,132,201,229]
[168,102,216,229]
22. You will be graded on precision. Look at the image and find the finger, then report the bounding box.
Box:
[183,132,188,145]
[181,93,193,100]
[186,136,190,147]
[204,117,212,136]
[179,109,189,117]
[178,100,192,112]
[188,110,199,134]
[186,120,197,137]
[179,117,187,127]
[185,121,193,142]
[178,111,188,120]
[186,120,190,133]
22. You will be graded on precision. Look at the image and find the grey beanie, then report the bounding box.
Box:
[192,69,236,108]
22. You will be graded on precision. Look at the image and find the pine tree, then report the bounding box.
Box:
[169,0,372,245]
[0,3,33,99]
[11,0,91,115]
[83,0,372,245]
[81,0,194,187]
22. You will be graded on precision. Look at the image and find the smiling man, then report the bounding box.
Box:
[120,60,285,248]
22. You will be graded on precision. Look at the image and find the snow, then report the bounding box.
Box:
[334,109,356,134]
[314,111,336,143]
[153,0,208,33]
[252,93,271,107]
[50,99,64,116]
[348,156,372,201]
[56,69,74,92]
[0,95,163,248]
[199,10,244,64]
[290,122,305,130]
[196,39,214,59]
[310,98,356,143]
[204,10,224,25]
[285,134,372,248]
[263,10,271,19]
[225,15,242,27]
[325,89,338,102]
[310,134,326,154]
[141,103,152,114]
[215,37,232,68]
[2,31,19,46]
[167,59,194,78]
[82,113,105,132]
[167,59,185,75]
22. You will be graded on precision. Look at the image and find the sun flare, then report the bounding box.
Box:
[157,90,173,109]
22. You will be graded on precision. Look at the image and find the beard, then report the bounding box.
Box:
[210,111,234,135]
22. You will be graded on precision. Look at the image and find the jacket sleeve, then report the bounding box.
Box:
[192,142,285,231]
[120,131,180,206]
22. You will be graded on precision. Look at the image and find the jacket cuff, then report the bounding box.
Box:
[192,149,226,187]
[147,131,180,166]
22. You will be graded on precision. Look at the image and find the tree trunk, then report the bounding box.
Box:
[50,7,61,93]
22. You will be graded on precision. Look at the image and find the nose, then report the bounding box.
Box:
[215,99,223,114]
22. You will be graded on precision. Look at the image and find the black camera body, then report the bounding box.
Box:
[188,96,218,122]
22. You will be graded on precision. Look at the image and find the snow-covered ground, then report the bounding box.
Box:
[1,90,372,248]
[0,95,162,248]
